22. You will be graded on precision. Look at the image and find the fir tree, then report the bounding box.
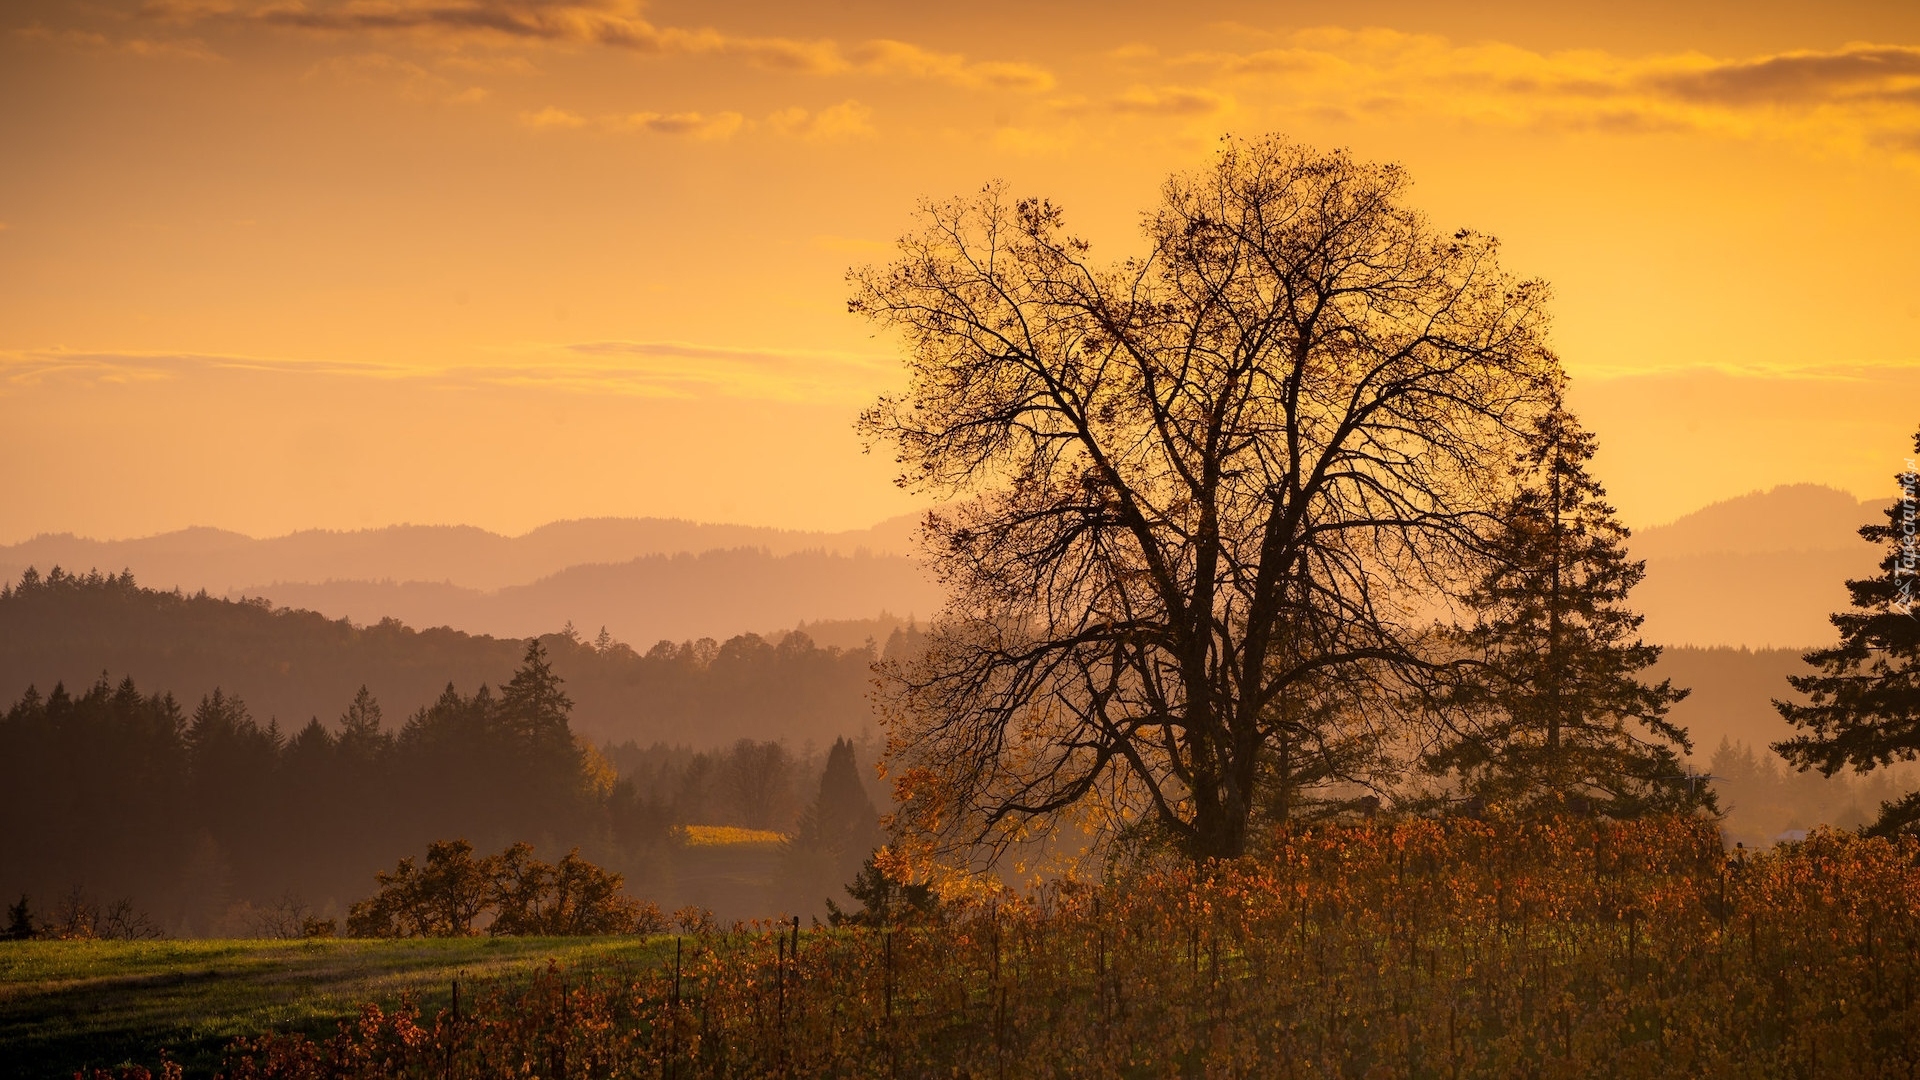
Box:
[1424,407,1709,816]
[779,738,883,917]
[499,639,573,748]
[1775,429,1920,835]
[5,894,33,940]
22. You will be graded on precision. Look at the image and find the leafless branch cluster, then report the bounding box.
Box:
[853,135,1562,862]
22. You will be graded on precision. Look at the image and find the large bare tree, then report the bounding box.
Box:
[854,137,1563,862]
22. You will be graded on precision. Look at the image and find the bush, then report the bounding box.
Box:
[345,840,658,938]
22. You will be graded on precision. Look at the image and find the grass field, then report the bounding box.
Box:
[0,936,671,1079]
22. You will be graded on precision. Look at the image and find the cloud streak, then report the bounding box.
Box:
[0,341,899,403]
[152,0,1052,91]
[1172,30,1920,155]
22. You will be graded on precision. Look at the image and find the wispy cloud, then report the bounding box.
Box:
[11,23,220,60]
[1109,84,1231,117]
[145,0,1053,91]
[1178,30,1920,155]
[766,100,876,141]
[520,104,587,128]
[604,109,745,139]
[519,100,873,141]
[307,51,488,103]
[0,342,899,403]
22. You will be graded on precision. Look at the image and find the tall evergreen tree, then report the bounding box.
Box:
[1423,407,1709,816]
[1775,429,1920,834]
[779,738,883,917]
[499,639,573,749]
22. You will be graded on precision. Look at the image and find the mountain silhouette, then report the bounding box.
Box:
[1632,483,1887,649]
[0,515,920,595]
[0,486,1890,650]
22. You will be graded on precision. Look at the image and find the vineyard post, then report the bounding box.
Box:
[557,973,569,1080]
[669,936,681,1080]
[1094,896,1106,1026]
[885,927,898,1078]
[776,930,786,1071]
[446,978,459,1080]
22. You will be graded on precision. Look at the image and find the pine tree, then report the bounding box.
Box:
[779,738,883,917]
[1424,406,1709,816]
[499,639,573,748]
[5,894,33,940]
[1775,430,1920,835]
[336,685,388,759]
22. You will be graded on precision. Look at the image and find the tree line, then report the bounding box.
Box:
[0,565,895,750]
[0,636,890,937]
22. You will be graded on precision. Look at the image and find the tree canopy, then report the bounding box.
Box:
[856,135,1563,862]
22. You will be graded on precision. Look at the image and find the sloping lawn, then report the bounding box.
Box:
[0,936,669,1079]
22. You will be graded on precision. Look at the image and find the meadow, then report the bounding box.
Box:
[0,936,670,1078]
[26,816,1920,1079]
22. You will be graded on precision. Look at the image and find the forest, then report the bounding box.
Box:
[0,580,895,937]
[0,564,904,747]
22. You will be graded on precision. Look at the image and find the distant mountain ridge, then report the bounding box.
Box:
[0,484,1894,649]
[252,548,945,647]
[1631,483,1888,649]
[0,514,921,595]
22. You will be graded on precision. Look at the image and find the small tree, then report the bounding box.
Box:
[346,839,495,937]
[349,839,659,937]
[5,894,33,940]
[1776,430,1920,834]
[1423,407,1708,816]
[827,853,939,927]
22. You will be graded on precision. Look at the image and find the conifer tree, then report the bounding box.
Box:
[779,738,883,916]
[1775,430,1920,834]
[5,894,33,941]
[1424,407,1708,816]
[499,639,573,749]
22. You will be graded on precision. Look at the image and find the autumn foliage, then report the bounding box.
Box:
[345,840,664,938]
[218,816,1920,1077]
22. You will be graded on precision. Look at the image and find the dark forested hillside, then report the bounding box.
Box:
[0,567,885,747]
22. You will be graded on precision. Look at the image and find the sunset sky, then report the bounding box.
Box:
[3,0,1919,543]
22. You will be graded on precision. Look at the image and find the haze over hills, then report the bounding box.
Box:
[0,484,1890,650]
[254,549,943,648]
[0,515,920,595]
[1632,483,1888,649]
[0,516,934,647]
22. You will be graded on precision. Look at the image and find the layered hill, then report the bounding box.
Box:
[0,483,1892,653]
[1631,483,1886,649]
[0,515,919,594]
[0,569,895,748]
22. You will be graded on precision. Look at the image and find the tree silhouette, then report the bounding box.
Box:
[780,738,883,916]
[1422,407,1707,816]
[855,135,1561,861]
[1775,429,1920,834]
[5,894,33,940]
[499,639,573,750]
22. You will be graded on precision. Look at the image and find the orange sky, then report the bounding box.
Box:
[3,0,1919,543]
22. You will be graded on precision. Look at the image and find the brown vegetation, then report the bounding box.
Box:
[203,817,1920,1078]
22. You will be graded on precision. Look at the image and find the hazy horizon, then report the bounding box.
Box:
[6,1,1920,542]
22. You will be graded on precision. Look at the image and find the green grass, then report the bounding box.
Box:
[0,936,672,1079]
